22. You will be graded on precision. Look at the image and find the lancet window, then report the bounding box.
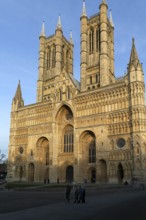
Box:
[89,140,96,163]
[64,125,74,152]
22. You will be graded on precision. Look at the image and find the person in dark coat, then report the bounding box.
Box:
[81,187,86,203]
[74,186,79,203]
[66,184,72,203]
[78,185,86,203]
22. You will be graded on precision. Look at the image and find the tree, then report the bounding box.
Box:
[0,149,6,163]
[0,149,7,179]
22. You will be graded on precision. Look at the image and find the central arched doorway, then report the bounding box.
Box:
[28,163,35,182]
[90,168,96,183]
[66,166,73,183]
[99,160,107,183]
[117,163,124,183]
[36,137,50,182]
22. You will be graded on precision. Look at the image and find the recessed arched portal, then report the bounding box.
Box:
[89,168,96,183]
[117,163,124,183]
[98,160,107,183]
[36,137,50,182]
[28,163,35,182]
[66,166,73,183]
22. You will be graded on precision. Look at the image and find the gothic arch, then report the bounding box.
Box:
[28,163,35,182]
[117,163,124,183]
[79,130,96,157]
[36,137,50,182]
[98,159,108,183]
[55,103,74,121]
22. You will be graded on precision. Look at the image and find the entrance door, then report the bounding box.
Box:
[99,160,107,183]
[66,166,73,183]
[28,163,35,182]
[117,163,124,183]
[91,169,96,183]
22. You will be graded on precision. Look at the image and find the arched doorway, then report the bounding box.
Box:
[117,163,124,183]
[66,166,73,183]
[28,163,35,182]
[99,160,107,183]
[36,137,50,182]
[19,165,23,182]
[90,168,96,183]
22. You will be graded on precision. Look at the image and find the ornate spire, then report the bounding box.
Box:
[69,31,73,44]
[40,21,46,37]
[102,0,107,4]
[57,15,62,30]
[13,80,24,107]
[82,0,87,16]
[110,10,114,28]
[99,0,108,10]
[129,38,140,67]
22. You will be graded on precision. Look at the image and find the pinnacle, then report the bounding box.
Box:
[82,0,87,17]
[57,15,62,29]
[40,21,46,37]
[129,38,140,67]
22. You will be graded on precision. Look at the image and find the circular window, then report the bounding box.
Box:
[19,146,24,154]
[117,138,125,148]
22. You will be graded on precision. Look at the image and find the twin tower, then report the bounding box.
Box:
[37,0,115,103]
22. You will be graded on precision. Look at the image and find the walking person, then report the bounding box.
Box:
[81,186,86,203]
[74,186,79,203]
[66,184,72,203]
[78,185,86,203]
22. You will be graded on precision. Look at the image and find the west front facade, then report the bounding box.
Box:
[7,0,146,184]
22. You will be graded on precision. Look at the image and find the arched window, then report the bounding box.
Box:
[52,45,56,68]
[47,47,51,69]
[96,29,100,52]
[64,126,74,152]
[89,140,96,163]
[59,89,62,101]
[67,87,70,100]
[62,45,65,69]
[46,147,49,165]
[66,50,69,72]
[89,28,94,54]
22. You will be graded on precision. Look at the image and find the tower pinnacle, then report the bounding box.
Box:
[40,21,46,37]
[12,80,24,110]
[130,38,140,65]
[82,0,87,17]
[102,0,107,4]
[57,15,62,29]
[110,10,114,28]
[70,31,73,44]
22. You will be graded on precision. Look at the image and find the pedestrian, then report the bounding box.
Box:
[78,185,86,203]
[81,186,86,203]
[74,186,79,203]
[66,184,72,203]
[78,185,82,203]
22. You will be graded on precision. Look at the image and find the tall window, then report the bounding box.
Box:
[89,140,96,163]
[66,50,69,72]
[46,147,49,165]
[67,87,70,100]
[52,45,56,68]
[59,89,62,101]
[96,28,100,52]
[62,45,65,69]
[47,47,51,70]
[89,28,94,54]
[64,126,74,152]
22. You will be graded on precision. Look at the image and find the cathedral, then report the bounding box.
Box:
[7,0,146,184]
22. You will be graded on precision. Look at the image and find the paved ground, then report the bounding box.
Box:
[0,184,145,220]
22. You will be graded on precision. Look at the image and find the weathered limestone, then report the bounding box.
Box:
[7,0,146,184]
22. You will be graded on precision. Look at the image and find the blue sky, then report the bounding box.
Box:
[0,0,146,157]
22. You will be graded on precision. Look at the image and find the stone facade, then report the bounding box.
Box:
[7,0,146,184]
